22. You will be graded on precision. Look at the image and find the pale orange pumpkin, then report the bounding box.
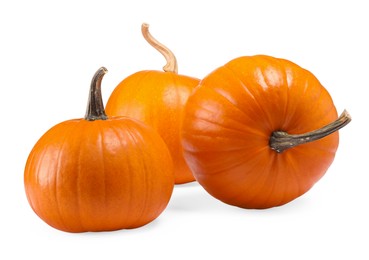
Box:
[24,67,174,232]
[181,55,351,209]
[105,23,200,184]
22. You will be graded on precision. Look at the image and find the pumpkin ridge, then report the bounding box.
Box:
[240,151,279,208]
[258,152,301,207]
[186,89,266,139]
[26,138,49,222]
[255,58,291,132]
[270,157,288,207]
[202,79,268,137]
[281,64,314,130]
[285,76,326,132]
[124,123,151,228]
[54,121,79,231]
[96,121,108,224]
[199,152,255,177]
[286,149,315,182]
[192,115,257,140]
[209,89,264,137]
[278,62,292,130]
[109,121,133,226]
[213,148,274,207]
[75,121,87,231]
[223,64,276,131]
[184,141,261,153]
[262,153,283,207]
[193,146,268,179]
[283,152,305,200]
[168,72,193,172]
[26,134,49,214]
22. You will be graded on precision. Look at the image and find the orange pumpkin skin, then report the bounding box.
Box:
[181,55,340,209]
[105,73,199,185]
[24,68,174,232]
[105,24,200,184]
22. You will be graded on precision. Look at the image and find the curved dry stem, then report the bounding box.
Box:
[141,23,178,73]
[269,110,351,153]
[84,67,108,121]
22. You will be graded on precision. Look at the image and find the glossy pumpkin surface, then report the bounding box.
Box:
[24,67,174,232]
[105,24,200,184]
[181,55,350,209]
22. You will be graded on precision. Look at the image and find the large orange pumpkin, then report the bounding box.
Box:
[181,55,351,209]
[105,23,200,184]
[24,67,174,232]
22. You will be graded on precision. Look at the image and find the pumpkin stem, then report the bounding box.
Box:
[84,67,108,121]
[141,23,178,73]
[269,110,351,153]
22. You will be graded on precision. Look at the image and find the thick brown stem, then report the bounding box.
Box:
[84,67,108,121]
[269,110,351,153]
[141,23,178,73]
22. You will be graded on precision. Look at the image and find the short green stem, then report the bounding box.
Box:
[84,67,108,121]
[269,110,351,153]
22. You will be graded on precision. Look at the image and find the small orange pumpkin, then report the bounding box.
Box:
[24,67,174,232]
[181,55,351,209]
[105,23,200,184]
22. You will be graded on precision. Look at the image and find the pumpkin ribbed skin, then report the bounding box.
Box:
[25,116,174,232]
[181,55,339,209]
[105,70,199,184]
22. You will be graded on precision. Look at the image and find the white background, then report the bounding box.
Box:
[1,0,368,259]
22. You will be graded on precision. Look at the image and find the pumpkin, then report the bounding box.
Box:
[105,23,200,184]
[24,67,174,232]
[181,55,351,209]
